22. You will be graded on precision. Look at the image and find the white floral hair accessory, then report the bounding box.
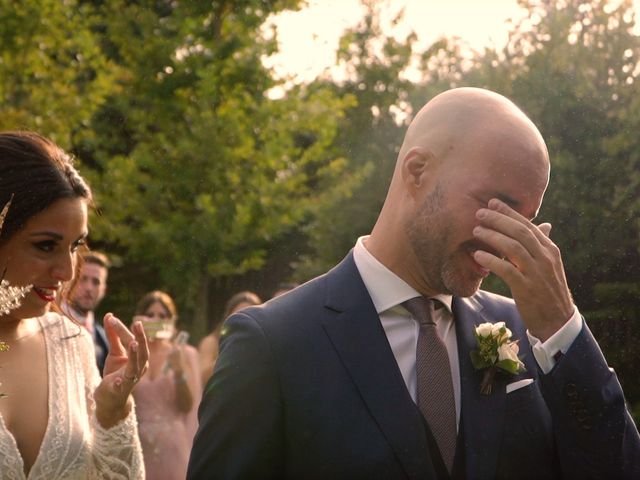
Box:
[0,197,31,317]
[471,321,526,395]
[0,279,31,316]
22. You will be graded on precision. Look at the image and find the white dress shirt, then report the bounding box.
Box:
[352,236,583,425]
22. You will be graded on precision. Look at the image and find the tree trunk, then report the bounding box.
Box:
[191,274,211,343]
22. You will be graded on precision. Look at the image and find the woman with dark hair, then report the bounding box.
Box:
[131,290,201,480]
[197,290,262,386]
[0,131,148,479]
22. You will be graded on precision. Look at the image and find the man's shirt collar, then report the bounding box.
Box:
[353,235,452,315]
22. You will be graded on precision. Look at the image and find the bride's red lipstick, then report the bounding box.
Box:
[33,286,57,302]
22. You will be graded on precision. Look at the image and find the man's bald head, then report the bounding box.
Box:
[396,87,549,177]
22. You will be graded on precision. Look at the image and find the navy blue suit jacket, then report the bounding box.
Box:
[94,322,108,375]
[188,253,640,479]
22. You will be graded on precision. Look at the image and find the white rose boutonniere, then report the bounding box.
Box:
[470,321,526,395]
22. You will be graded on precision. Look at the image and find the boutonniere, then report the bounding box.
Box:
[470,321,525,395]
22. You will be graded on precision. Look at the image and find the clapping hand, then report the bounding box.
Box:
[94,313,149,428]
[472,198,574,342]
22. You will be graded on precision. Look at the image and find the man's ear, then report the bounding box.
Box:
[402,147,434,190]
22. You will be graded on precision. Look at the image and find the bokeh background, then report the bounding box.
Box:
[1,0,638,414]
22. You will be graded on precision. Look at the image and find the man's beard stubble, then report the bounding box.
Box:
[406,183,484,297]
[71,297,94,315]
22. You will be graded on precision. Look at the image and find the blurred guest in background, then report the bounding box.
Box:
[65,250,110,374]
[198,290,261,387]
[131,290,201,480]
[271,282,299,299]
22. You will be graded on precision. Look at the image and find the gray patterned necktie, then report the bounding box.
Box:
[403,296,457,473]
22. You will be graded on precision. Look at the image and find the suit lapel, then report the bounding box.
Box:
[453,296,506,480]
[321,254,435,480]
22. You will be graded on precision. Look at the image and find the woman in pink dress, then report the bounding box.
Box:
[131,291,201,480]
[197,290,262,387]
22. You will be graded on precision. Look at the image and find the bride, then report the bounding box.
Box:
[0,131,148,479]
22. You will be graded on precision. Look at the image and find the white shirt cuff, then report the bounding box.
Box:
[527,305,582,374]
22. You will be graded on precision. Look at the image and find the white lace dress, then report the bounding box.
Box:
[0,313,144,479]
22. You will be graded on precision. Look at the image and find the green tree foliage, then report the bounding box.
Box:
[293,1,417,279]
[0,0,117,144]
[0,0,350,335]
[78,0,350,335]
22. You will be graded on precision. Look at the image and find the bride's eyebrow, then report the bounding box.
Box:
[29,231,63,240]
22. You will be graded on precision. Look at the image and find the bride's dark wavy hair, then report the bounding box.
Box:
[0,131,93,316]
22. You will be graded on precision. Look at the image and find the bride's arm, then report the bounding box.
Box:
[85,314,148,479]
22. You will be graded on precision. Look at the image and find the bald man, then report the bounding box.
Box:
[188,88,640,479]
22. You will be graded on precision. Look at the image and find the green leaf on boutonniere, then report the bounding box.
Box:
[496,358,523,375]
[470,350,492,370]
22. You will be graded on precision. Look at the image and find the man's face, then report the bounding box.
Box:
[71,262,107,314]
[406,133,549,297]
